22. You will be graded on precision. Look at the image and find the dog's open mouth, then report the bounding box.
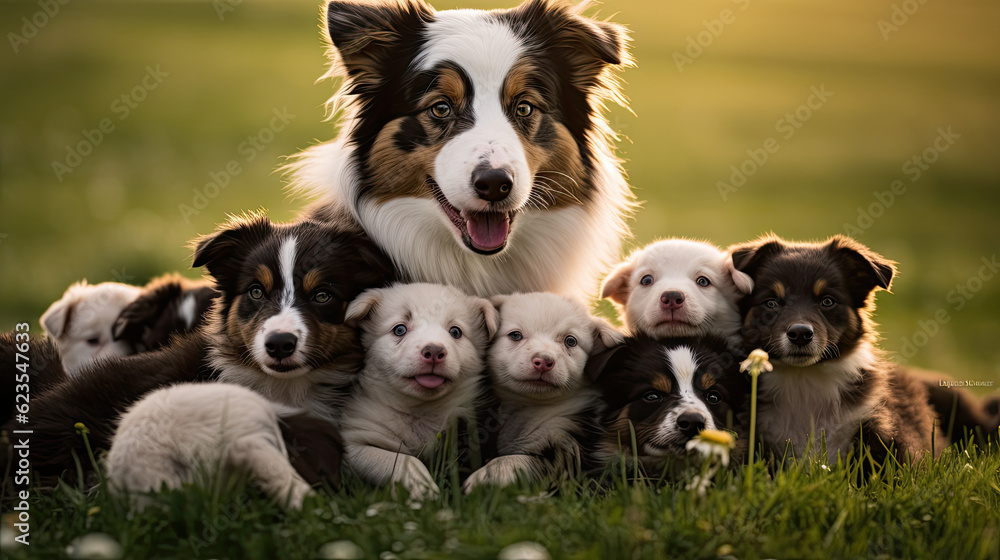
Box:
[429,178,514,255]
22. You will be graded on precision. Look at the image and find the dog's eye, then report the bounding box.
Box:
[312,290,332,304]
[86,338,101,347]
[449,326,462,339]
[508,330,523,341]
[564,335,578,348]
[640,274,653,286]
[706,390,721,405]
[641,391,662,403]
[515,101,533,118]
[696,276,711,288]
[820,296,836,308]
[249,286,264,300]
[392,324,407,336]
[764,298,779,309]
[429,101,451,119]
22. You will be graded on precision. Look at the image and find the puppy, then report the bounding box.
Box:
[106,383,341,510]
[730,234,943,464]
[112,273,219,354]
[601,239,753,344]
[340,283,498,500]
[3,213,393,479]
[587,335,748,475]
[40,280,142,375]
[463,292,622,492]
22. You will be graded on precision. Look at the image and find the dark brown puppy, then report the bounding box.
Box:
[730,234,943,465]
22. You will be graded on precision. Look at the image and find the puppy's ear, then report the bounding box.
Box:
[475,297,501,341]
[344,288,383,327]
[338,229,397,294]
[584,342,627,383]
[728,235,786,280]
[112,280,183,345]
[40,294,76,339]
[191,212,273,287]
[590,316,624,355]
[825,236,897,306]
[601,261,633,306]
[724,255,754,295]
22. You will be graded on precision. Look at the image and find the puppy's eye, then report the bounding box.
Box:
[508,330,523,341]
[449,326,462,339]
[86,338,101,347]
[696,276,711,288]
[764,298,779,309]
[312,290,332,304]
[640,275,653,286]
[392,324,407,337]
[706,390,721,405]
[820,296,836,308]
[641,391,662,403]
[429,101,451,119]
[249,286,264,300]
[564,335,578,348]
[515,101,534,117]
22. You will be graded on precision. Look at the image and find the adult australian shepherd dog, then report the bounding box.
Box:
[291,0,635,298]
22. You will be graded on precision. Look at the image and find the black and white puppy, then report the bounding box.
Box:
[601,239,753,345]
[463,292,622,492]
[341,282,498,500]
[587,336,748,475]
[112,273,219,354]
[730,234,943,464]
[2,214,393,479]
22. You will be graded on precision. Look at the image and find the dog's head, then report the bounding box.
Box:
[192,212,394,378]
[322,0,629,255]
[601,239,753,339]
[729,234,895,367]
[489,292,622,401]
[345,282,499,401]
[41,280,143,375]
[588,336,746,466]
[112,274,219,353]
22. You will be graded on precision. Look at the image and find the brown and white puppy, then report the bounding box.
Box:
[41,280,142,375]
[112,274,219,354]
[601,239,753,345]
[341,282,498,500]
[463,292,622,492]
[730,234,943,464]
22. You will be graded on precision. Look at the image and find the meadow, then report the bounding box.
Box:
[1,0,999,558]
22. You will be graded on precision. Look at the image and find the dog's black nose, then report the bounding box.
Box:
[264,332,298,359]
[786,324,814,346]
[472,168,513,202]
[660,291,685,309]
[677,412,706,439]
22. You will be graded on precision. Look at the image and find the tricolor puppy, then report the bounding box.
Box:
[601,239,753,344]
[112,273,219,354]
[730,234,942,463]
[5,214,392,479]
[463,292,622,493]
[341,282,498,500]
[293,0,635,299]
[41,280,143,375]
[587,336,748,475]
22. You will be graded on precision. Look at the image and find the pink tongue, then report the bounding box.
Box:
[465,212,510,251]
[415,374,445,389]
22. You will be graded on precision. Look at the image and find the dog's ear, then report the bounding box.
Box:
[590,316,625,355]
[335,229,397,296]
[325,0,433,92]
[728,235,786,281]
[601,261,633,306]
[344,288,383,327]
[825,235,896,306]
[40,286,81,338]
[584,340,628,383]
[724,254,754,295]
[475,297,501,341]
[191,212,273,287]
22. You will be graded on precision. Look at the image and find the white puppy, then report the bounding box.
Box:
[463,293,623,493]
[106,383,340,510]
[41,280,142,375]
[601,239,753,342]
[340,283,498,500]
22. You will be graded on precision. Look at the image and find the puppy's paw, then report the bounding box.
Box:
[392,455,439,501]
[462,456,527,493]
[284,480,315,511]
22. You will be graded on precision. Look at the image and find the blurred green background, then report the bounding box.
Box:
[1,0,997,390]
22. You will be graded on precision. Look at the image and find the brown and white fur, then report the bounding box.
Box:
[731,234,943,464]
[601,239,753,345]
[340,283,499,500]
[463,292,622,492]
[290,0,635,299]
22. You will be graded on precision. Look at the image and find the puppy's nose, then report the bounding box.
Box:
[676,412,706,439]
[531,354,555,373]
[786,324,814,346]
[472,167,513,202]
[264,332,298,359]
[421,344,447,364]
[660,291,685,310]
